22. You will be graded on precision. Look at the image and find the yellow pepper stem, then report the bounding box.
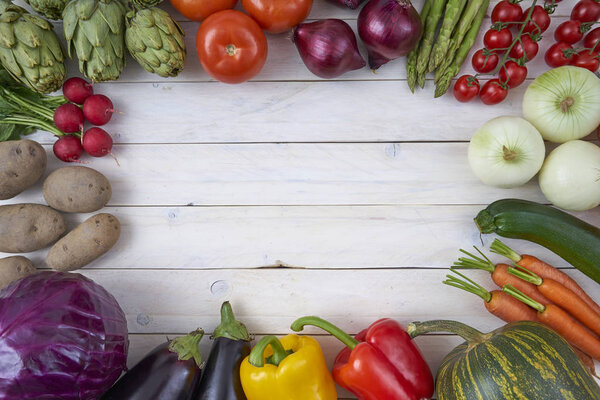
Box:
[248,335,291,367]
[291,316,359,350]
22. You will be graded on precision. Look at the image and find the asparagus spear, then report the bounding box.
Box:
[434,0,487,83]
[434,0,489,98]
[416,0,447,79]
[428,0,467,72]
[407,0,434,92]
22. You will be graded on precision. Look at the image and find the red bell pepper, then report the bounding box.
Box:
[291,316,434,400]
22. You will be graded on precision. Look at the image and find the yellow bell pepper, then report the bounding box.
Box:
[240,334,337,400]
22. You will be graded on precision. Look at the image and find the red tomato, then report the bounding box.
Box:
[508,35,539,61]
[571,0,600,23]
[454,75,480,103]
[484,28,513,51]
[471,49,499,73]
[583,27,600,49]
[491,0,523,25]
[498,61,528,88]
[545,42,574,68]
[241,0,313,34]
[196,10,268,84]
[480,79,508,105]
[554,20,584,44]
[570,50,600,72]
[170,0,237,21]
[522,6,551,35]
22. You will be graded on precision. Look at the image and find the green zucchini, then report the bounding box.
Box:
[408,320,600,400]
[475,199,600,284]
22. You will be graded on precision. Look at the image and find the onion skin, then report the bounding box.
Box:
[358,0,422,69]
[327,0,366,9]
[293,19,366,78]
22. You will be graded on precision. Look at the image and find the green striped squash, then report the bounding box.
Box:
[408,320,600,400]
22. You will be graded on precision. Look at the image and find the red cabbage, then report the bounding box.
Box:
[0,271,129,399]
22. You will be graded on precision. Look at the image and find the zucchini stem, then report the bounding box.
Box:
[503,284,544,313]
[453,247,495,272]
[489,239,522,263]
[443,268,492,302]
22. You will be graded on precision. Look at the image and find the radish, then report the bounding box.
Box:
[53,135,83,162]
[62,77,93,104]
[82,127,114,157]
[83,94,116,126]
[53,103,84,134]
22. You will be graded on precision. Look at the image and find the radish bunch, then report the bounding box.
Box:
[53,77,118,163]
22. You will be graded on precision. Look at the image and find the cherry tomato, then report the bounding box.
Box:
[484,28,513,51]
[508,35,539,60]
[241,0,313,34]
[170,0,237,21]
[570,49,599,72]
[471,49,499,73]
[480,79,508,105]
[498,61,528,88]
[196,10,268,84]
[453,75,480,103]
[554,20,584,44]
[571,0,600,23]
[491,0,523,25]
[545,42,573,68]
[584,27,600,50]
[522,6,551,35]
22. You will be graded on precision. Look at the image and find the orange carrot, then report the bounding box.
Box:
[453,248,552,305]
[509,266,600,338]
[504,285,600,361]
[444,269,538,323]
[491,239,600,316]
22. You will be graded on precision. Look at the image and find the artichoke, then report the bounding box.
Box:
[24,0,69,20]
[63,0,127,82]
[131,0,163,8]
[0,0,66,94]
[125,7,185,77]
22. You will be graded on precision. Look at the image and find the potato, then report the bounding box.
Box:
[43,166,112,213]
[0,204,67,253]
[0,256,36,289]
[47,213,121,271]
[0,140,47,200]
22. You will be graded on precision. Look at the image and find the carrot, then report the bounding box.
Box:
[509,266,600,338]
[453,248,552,305]
[443,269,538,323]
[504,285,600,361]
[491,239,600,316]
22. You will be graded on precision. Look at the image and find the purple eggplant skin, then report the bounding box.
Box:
[101,330,204,400]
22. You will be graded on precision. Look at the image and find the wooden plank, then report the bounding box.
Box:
[3,205,599,270]
[77,268,600,334]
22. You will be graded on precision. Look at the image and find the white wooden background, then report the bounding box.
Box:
[5,0,600,398]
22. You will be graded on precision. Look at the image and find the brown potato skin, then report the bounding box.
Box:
[0,256,36,289]
[0,140,46,200]
[47,213,121,271]
[43,166,112,213]
[0,204,67,253]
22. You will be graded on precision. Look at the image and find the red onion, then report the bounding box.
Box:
[293,19,366,79]
[358,0,422,69]
[327,0,366,9]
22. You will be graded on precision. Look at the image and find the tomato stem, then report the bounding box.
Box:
[225,44,238,56]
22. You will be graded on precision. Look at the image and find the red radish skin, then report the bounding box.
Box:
[82,127,114,157]
[53,103,84,134]
[62,77,93,104]
[53,136,84,162]
[83,95,116,126]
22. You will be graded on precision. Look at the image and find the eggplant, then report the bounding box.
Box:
[197,302,252,400]
[101,329,204,400]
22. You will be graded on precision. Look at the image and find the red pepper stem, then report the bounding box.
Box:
[248,335,289,368]
[290,316,359,350]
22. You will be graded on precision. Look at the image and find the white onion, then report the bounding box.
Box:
[539,140,600,211]
[523,66,600,143]
[468,116,546,189]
